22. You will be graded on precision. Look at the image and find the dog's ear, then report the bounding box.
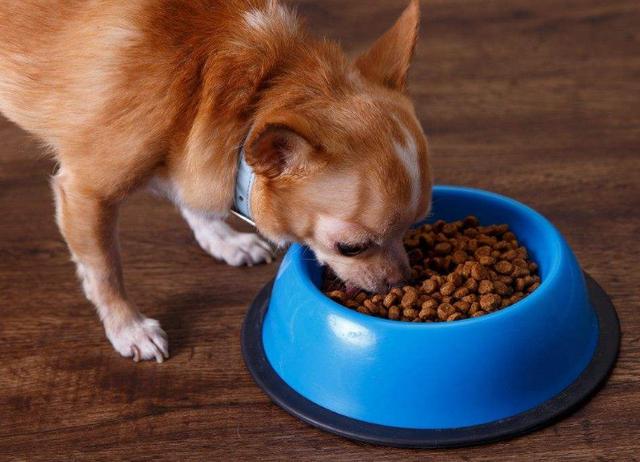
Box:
[356,0,420,91]
[244,122,315,179]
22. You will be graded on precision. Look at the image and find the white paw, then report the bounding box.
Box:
[105,315,169,363]
[200,232,274,267]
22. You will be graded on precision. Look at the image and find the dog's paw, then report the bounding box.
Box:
[105,315,169,363]
[201,232,274,267]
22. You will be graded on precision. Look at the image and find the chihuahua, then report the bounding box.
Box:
[0,0,431,362]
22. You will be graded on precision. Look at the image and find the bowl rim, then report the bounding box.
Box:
[290,185,565,329]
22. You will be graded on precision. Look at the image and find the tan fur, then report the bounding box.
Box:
[0,0,430,361]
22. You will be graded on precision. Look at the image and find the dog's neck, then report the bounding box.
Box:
[232,146,256,225]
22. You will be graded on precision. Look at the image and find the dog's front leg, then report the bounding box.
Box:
[180,207,274,267]
[52,170,169,362]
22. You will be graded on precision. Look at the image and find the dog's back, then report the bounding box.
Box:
[0,0,270,151]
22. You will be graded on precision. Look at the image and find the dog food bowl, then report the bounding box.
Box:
[241,186,619,447]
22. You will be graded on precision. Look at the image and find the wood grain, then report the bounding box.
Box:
[1,0,639,460]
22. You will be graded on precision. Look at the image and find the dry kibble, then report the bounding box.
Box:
[388,306,401,320]
[390,287,404,297]
[323,216,540,322]
[478,279,494,295]
[401,290,418,309]
[422,299,439,311]
[493,280,512,296]
[478,255,496,266]
[446,272,464,286]
[464,278,478,292]
[447,312,463,322]
[452,250,468,264]
[468,302,481,315]
[464,215,480,227]
[345,300,359,309]
[503,231,516,241]
[437,303,456,321]
[383,293,398,308]
[421,278,438,294]
[462,293,478,303]
[470,262,489,281]
[434,242,452,255]
[355,292,367,303]
[475,246,492,258]
[440,281,456,296]
[419,306,435,320]
[454,300,471,313]
[328,290,346,303]
[495,260,514,275]
[403,308,418,320]
[480,293,502,311]
[363,299,380,315]
[453,287,470,299]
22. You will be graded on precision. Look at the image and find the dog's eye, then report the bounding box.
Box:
[336,242,370,257]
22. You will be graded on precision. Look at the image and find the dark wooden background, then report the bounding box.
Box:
[1,0,639,460]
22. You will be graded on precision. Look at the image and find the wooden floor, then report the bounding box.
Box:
[1,0,639,460]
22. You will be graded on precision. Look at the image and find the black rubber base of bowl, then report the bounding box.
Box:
[241,273,620,448]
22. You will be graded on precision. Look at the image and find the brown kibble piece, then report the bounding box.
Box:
[327,290,347,303]
[478,279,494,295]
[419,306,435,320]
[452,250,468,264]
[493,280,512,296]
[454,300,471,313]
[480,293,502,311]
[495,260,514,275]
[453,287,470,299]
[447,312,463,322]
[403,308,418,320]
[388,306,401,320]
[464,278,478,292]
[446,272,464,286]
[421,278,438,294]
[468,302,481,315]
[355,292,367,303]
[401,290,418,309]
[437,303,456,321]
[478,255,496,266]
[440,281,456,296]
[462,293,478,303]
[434,242,452,255]
[470,262,489,281]
[383,293,398,308]
[475,246,492,258]
[422,298,438,311]
[471,310,487,318]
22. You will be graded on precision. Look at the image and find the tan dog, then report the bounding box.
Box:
[0,0,431,362]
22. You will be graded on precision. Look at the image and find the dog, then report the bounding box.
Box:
[0,0,431,362]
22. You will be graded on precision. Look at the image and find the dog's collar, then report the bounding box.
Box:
[231,145,256,226]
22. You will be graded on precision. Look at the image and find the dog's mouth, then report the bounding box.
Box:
[344,284,360,298]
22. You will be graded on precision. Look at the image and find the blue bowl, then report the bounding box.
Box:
[242,186,619,447]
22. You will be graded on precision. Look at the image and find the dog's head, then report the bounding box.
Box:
[247,0,431,293]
